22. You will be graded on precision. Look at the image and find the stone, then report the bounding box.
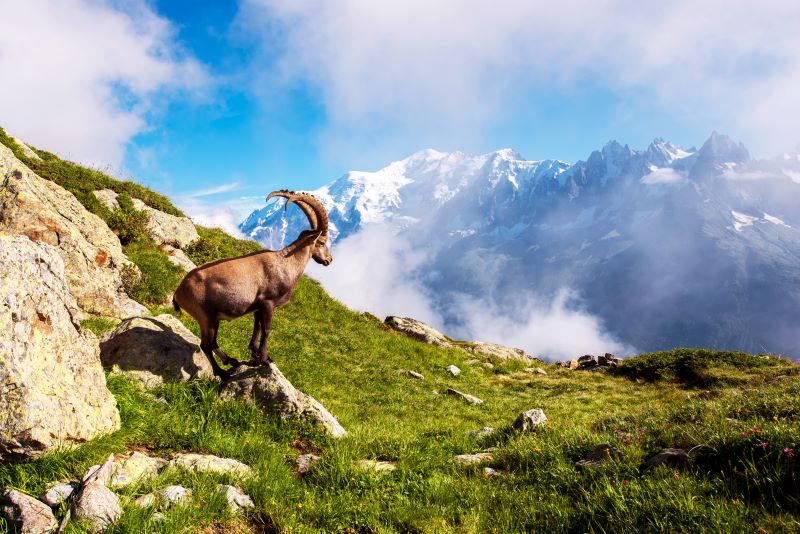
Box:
[568,360,579,370]
[535,368,548,376]
[0,235,121,460]
[134,485,191,509]
[464,427,494,438]
[481,362,494,370]
[397,369,424,381]
[483,467,505,477]
[216,485,254,514]
[74,482,121,532]
[91,189,199,249]
[220,364,347,438]
[511,409,547,432]
[40,482,78,507]
[445,365,461,377]
[454,452,493,466]
[384,316,453,347]
[2,488,57,534]
[0,145,147,318]
[356,459,396,473]
[445,388,483,405]
[169,453,252,477]
[578,355,595,364]
[162,244,196,272]
[8,135,41,161]
[110,451,167,489]
[293,454,321,477]
[575,444,622,469]
[464,341,541,363]
[645,448,692,469]
[99,314,213,388]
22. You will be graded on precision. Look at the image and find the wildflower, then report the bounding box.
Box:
[752,425,762,433]
[622,479,630,487]
[773,415,779,422]
[740,431,749,437]
[757,441,769,450]
[783,447,795,458]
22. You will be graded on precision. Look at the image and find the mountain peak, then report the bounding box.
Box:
[698,131,749,164]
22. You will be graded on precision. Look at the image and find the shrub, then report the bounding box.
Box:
[184,226,262,266]
[123,243,185,306]
[106,193,150,245]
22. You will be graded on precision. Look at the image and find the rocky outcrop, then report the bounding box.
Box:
[0,142,145,318]
[99,314,213,388]
[220,364,347,438]
[2,489,57,534]
[110,451,166,489]
[92,189,198,249]
[385,316,452,347]
[464,341,540,362]
[162,244,197,272]
[0,235,120,459]
[9,135,41,161]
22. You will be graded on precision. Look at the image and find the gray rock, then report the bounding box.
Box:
[535,367,548,375]
[293,454,321,477]
[220,363,346,438]
[445,388,483,405]
[464,341,541,363]
[512,409,547,432]
[40,482,77,508]
[216,485,254,513]
[384,316,453,347]
[110,451,166,489]
[91,189,120,211]
[645,448,692,469]
[74,482,121,532]
[445,365,461,377]
[2,488,57,534]
[162,244,197,272]
[134,485,191,509]
[454,452,493,466]
[0,235,121,460]
[464,427,494,438]
[0,145,146,318]
[99,314,213,388]
[481,362,494,370]
[356,459,396,473]
[483,467,505,477]
[397,369,424,381]
[575,444,622,469]
[168,453,252,476]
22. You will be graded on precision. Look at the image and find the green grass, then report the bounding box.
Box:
[122,243,187,306]
[183,226,262,267]
[3,277,799,533]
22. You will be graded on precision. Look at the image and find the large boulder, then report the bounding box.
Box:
[0,235,120,459]
[99,314,213,388]
[2,488,57,534]
[464,341,541,363]
[92,189,198,249]
[0,142,146,318]
[220,364,347,438]
[384,316,453,347]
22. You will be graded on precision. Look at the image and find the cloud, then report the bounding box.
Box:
[188,182,243,197]
[241,0,800,159]
[721,169,774,181]
[0,0,208,169]
[177,194,263,238]
[642,168,685,184]
[308,223,632,360]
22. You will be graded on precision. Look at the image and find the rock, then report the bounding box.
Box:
[397,369,424,381]
[445,365,461,377]
[216,485,254,514]
[464,341,541,363]
[0,235,121,459]
[41,482,78,507]
[91,189,199,248]
[445,388,483,405]
[82,458,115,487]
[578,355,595,364]
[575,444,622,469]
[2,488,57,534]
[110,451,167,489]
[293,454,321,477]
[169,453,252,477]
[8,135,41,161]
[74,482,121,532]
[134,485,191,509]
[454,452,493,466]
[464,427,494,438]
[481,362,494,370]
[511,409,547,432]
[220,364,347,438]
[0,145,146,318]
[483,467,505,477]
[356,459,397,473]
[384,316,453,347]
[162,244,196,272]
[568,360,579,370]
[645,448,692,469]
[535,368,548,376]
[99,314,213,388]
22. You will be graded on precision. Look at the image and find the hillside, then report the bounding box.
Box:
[241,134,800,359]
[1,131,799,533]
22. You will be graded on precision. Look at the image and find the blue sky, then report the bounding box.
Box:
[2,1,800,232]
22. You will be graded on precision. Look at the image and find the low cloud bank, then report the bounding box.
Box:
[309,223,633,360]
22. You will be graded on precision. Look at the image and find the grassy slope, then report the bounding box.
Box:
[1,133,799,532]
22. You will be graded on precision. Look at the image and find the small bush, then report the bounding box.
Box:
[106,193,150,245]
[184,226,262,266]
[124,243,185,306]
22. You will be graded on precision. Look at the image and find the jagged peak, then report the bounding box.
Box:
[698,131,749,164]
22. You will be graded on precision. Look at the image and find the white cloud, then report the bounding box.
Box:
[721,169,774,181]
[177,194,263,238]
[309,223,633,360]
[189,182,243,197]
[641,168,685,184]
[241,0,800,159]
[0,0,208,169]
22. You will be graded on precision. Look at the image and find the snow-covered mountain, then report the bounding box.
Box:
[240,133,800,358]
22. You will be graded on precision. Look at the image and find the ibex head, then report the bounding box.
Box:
[267,189,333,266]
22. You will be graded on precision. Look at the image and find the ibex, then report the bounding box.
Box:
[172,190,332,379]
